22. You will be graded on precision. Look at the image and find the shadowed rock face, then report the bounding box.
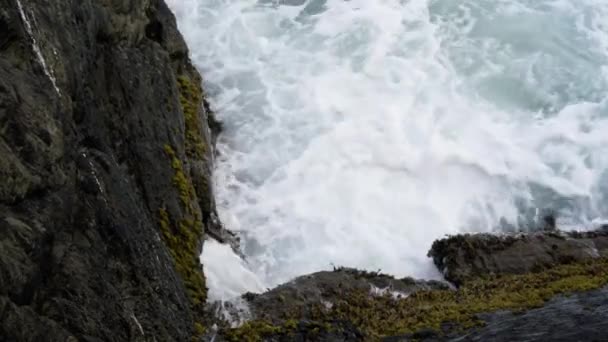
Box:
[428,227,608,286]
[383,286,608,342]
[0,0,230,340]
[454,286,608,342]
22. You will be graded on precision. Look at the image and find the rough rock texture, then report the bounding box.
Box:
[217,236,608,341]
[211,268,449,342]
[428,227,608,285]
[0,0,231,340]
[383,286,608,342]
[245,268,449,322]
[452,286,608,342]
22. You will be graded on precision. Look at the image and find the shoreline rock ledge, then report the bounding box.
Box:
[428,226,608,286]
[214,228,608,341]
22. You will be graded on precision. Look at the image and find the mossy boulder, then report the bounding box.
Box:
[244,268,449,324]
[216,229,608,341]
[428,227,608,285]
[219,258,608,341]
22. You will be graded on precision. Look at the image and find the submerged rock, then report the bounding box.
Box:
[428,227,608,285]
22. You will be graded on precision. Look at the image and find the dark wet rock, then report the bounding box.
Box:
[450,285,608,342]
[208,268,449,341]
[0,0,230,340]
[384,284,608,342]
[245,268,449,323]
[428,228,608,285]
[217,235,608,341]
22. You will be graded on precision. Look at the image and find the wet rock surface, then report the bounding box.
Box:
[209,268,450,342]
[245,268,449,322]
[383,285,608,342]
[0,0,228,340]
[453,286,608,342]
[215,230,608,342]
[428,227,608,285]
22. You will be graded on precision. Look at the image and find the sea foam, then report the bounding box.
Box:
[169,0,608,300]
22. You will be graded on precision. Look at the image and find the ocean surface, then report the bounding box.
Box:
[167,0,608,301]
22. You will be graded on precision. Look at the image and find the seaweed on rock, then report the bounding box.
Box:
[222,258,608,341]
[160,144,207,337]
[177,75,207,159]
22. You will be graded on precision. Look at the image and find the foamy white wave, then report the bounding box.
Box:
[169,0,608,299]
[201,239,266,301]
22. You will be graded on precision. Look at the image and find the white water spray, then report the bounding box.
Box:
[169,0,608,300]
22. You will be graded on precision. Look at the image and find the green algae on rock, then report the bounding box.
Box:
[160,144,208,336]
[177,75,207,159]
[429,228,608,285]
[221,257,608,341]
[0,0,224,340]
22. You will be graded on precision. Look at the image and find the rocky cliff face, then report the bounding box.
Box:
[0,0,226,340]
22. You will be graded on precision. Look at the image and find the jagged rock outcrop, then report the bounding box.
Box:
[428,227,608,285]
[212,268,449,342]
[216,231,608,342]
[0,0,231,340]
[244,268,449,322]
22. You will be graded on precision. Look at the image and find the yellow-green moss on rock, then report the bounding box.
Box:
[223,258,608,341]
[177,75,206,159]
[224,321,284,342]
[164,144,197,209]
[160,144,207,338]
[223,320,332,342]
